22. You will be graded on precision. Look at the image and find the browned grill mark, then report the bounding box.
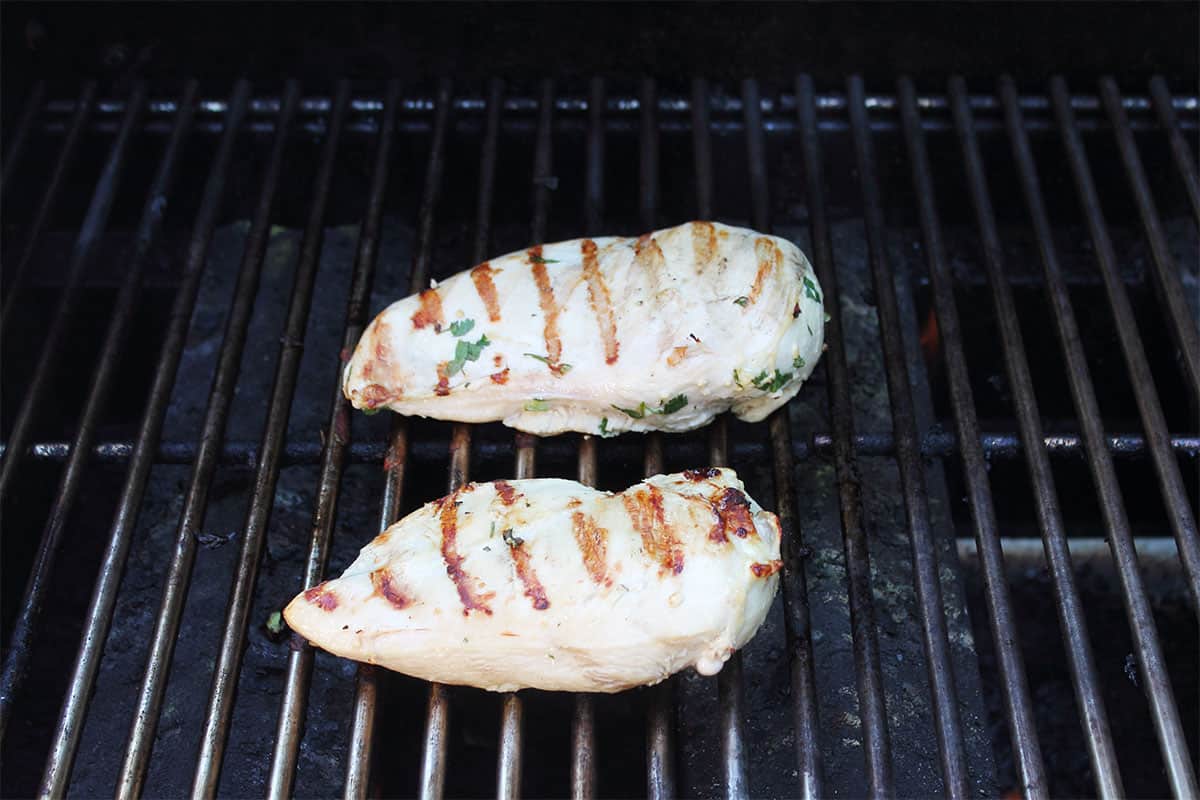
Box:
[793,302,801,318]
[684,467,721,482]
[622,485,684,575]
[374,342,388,363]
[361,383,392,408]
[434,362,451,396]
[470,262,503,322]
[529,246,563,364]
[581,239,620,365]
[748,237,782,304]
[411,288,445,331]
[712,487,756,542]
[634,233,666,269]
[572,511,612,586]
[439,492,493,615]
[667,345,688,367]
[750,560,783,578]
[508,541,551,610]
[304,583,338,611]
[494,480,518,506]
[692,221,719,272]
[493,354,503,367]
[490,368,510,384]
[370,567,411,609]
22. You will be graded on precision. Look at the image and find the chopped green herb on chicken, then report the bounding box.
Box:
[656,394,688,415]
[524,353,572,374]
[803,276,822,303]
[449,318,475,337]
[751,369,792,393]
[612,401,647,419]
[446,334,491,376]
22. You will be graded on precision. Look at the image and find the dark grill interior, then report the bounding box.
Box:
[2,33,1198,800]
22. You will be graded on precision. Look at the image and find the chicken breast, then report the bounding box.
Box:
[343,221,824,436]
[284,469,782,693]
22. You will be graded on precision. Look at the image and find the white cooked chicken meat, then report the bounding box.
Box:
[343,221,824,435]
[284,469,782,693]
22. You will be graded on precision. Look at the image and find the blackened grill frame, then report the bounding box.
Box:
[0,75,1196,799]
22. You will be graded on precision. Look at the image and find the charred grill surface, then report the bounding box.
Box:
[1,73,1197,800]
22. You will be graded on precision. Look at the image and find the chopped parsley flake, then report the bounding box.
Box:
[502,528,525,547]
[265,611,285,635]
[362,407,380,416]
[733,296,749,307]
[793,355,806,369]
[530,254,558,264]
[612,401,647,419]
[803,276,822,303]
[752,369,793,393]
[733,369,744,388]
[524,353,572,374]
[656,394,688,415]
[598,417,616,437]
[446,334,491,376]
[613,396,687,417]
[524,398,550,412]
[449,318,475,337]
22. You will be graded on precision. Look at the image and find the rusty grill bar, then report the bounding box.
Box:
[2,75,1197,799]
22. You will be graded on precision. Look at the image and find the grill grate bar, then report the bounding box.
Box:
[263,79,400,799]
[0,80,47,196]
[899,77,1038,798]
[114,82,301,800]
[639,76,679,800]
[947,77,1124,800]
[36,82,250,799]
[191,80,351,798]
[570,74,605,800]
[493,76,555,800]
[1051,79,1200,611]
[9,429,1198,467]
[36,88,1196,130]
[713,78,768,800]
[1149,77,1200,226]
[847,76,933,797]
[781,73,828,800]
[1,80,95,330]
[1099,78,1200,399]
[0,79,195,743]
[854,74,1052,797]
[384,77,454,800]
[0,81,144,503]
[805,75,909,797]
[1001,76,1198,800]
[825,76,945,796]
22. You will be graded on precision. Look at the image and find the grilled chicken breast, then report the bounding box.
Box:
[284,469,782,693]
[343,221,824,436]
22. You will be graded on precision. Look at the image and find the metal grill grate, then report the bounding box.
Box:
[1,76,1197,799]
